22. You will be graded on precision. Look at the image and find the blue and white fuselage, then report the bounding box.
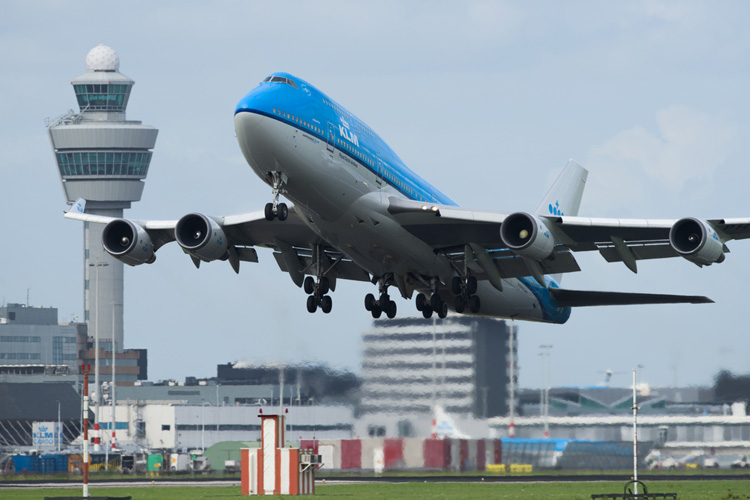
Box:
[234,73,570,323]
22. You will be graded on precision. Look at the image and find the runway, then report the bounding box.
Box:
[2,473,750,489]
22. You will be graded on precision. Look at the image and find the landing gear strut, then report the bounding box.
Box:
[364,278,397,319]
[304,276,333,314]
[451,275,480,314]
[264,171,288,221]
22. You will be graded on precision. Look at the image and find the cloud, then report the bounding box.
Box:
[584,105,737,211]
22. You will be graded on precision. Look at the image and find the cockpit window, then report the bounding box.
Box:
[262,75,298,89]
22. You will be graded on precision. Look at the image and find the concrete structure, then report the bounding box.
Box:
[356,316,513,438]
[489,413,750,455]
[47,45,158,354]
[302,437,502,472]
[0,382,85,449]
[0,304,86,370]
[118,382,303,407]
[96,403,354,452]
[0,303,146,386]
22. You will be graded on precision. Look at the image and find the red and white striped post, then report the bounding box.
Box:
[93,423,100,451]
[81,364,91,498]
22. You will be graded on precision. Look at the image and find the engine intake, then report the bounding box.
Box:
[500,212,556,261]
[669,217,725,266]
[102,219,155,266]
[175,213,228,262]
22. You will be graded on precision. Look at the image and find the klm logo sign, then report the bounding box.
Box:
[548,200,564,217]
[339,118,359,147]
[32,421,62,447]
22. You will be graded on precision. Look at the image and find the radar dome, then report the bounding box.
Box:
[86,44,120,72]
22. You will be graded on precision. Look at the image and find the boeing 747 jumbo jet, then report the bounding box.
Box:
[65,72,750,324]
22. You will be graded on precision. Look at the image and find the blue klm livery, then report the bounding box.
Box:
[67,72,742,325]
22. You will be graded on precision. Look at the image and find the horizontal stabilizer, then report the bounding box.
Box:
[549,288,713,307]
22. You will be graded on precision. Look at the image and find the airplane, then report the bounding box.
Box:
[431,405,470,440]
[65,72,750,324]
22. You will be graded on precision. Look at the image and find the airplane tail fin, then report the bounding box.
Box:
[534,160,588,218]
[68,198,87,215]
[432,405,469,439]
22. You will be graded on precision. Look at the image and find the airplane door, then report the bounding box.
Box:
[376,159,385,202]
[327,123,335,154]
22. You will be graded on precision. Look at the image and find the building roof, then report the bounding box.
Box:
[0,383,81,420]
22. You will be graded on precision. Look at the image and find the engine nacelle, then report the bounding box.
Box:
[175,213,228,262]
[669,217,725,266]
[500,212,556,260]
[102,219,155,266]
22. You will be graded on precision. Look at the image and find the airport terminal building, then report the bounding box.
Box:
[356,316,514,438]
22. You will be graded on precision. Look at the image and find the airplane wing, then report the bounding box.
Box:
[64,199,370,287]
[387,196,750,282]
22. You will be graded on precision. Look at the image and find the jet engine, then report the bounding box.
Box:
[175,213,228,262]
[669,217,725,266]
[102,219,155,266]
[500,212,556,260]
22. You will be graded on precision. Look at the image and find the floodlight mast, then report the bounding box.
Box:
[632,369,640,495]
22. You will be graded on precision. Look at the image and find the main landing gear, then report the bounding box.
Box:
[364,278,397,319]
[414,291,448,319]
[452,275,481,314]
[304,276,333,314]
[414,278,448,319]
[264,171,288,221]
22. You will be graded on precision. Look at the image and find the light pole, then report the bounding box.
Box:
[201,401,211,453]
[57,400,61,452]
[89,259,108,452]
[540,344,553,438]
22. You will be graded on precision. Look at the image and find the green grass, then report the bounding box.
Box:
[2,481,750,500]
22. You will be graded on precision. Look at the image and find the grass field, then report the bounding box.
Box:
[3,481,750,500]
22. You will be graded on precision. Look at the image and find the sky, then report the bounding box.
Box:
[2,1,750,390]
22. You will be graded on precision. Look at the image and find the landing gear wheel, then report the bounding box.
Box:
[303,276,315,295]
[264,203,275,221]
[306,295,317,313]
[451,276,462,295]
[318,276,330,295]
[371,305,382,319]
[455,295,465,314]
[321,295,333,314]
[379,293,390,305]
[385,300,397,319]
[467,276,478,295]
[437,301,448,319]
[277,203,289,221]
[422,306,433,319]
[415,293,427,312]
[468,294,481,313]
[430,293,442,311]
[364,293,376,311]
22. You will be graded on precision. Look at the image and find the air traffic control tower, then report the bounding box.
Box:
[48,45,158,353]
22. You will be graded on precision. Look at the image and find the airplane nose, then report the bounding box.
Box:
[234,110,273,171]
[234,109,262,133]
